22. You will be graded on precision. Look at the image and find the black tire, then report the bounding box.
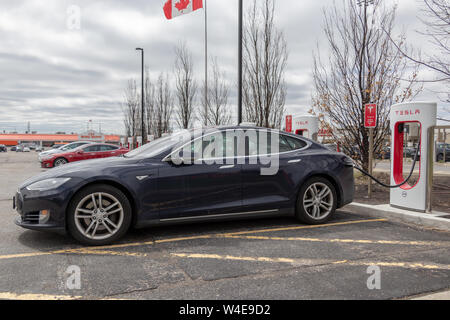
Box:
[53,157,68,167]
[67,184,132,246]
[295,177,337,224]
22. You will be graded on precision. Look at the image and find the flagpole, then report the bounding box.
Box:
[204,0,208,126]
[237,0,243,125]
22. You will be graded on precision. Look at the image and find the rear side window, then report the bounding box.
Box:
[283,135,307,150]
[83,145,100,152]
[100,145,118,151]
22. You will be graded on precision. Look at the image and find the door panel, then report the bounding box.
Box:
[157,130,242,220]
[241,132,308,212]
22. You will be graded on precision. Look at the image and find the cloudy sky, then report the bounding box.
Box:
[0,0,448,135]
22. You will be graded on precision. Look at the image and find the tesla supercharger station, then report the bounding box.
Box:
[390,102,437,212]
[291,115,319,141]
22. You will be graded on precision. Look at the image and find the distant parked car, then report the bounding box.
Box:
[436,143,450,162]
[15,145,23,152]
[376,147,390,160]
[38,141,94,162]
[10,146,17,151]
[35,146,43,152]
[23,147,31,152]
[40,143,129,168]
[51,143,66,149]
[0,144,7,152]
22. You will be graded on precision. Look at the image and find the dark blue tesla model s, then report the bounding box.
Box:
[13,126,354,245]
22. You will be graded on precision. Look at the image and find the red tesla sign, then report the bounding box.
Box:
[364,104,377,128]
[285,115,292,132]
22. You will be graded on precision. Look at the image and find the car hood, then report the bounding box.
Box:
[19,156,162,188]
[39,149,62,157]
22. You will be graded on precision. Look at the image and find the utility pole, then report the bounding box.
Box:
[136,48,145,145]
[237,0,243,125]
[204,0,208,126]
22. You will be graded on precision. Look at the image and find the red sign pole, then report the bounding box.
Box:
[364,104,377,198]
[285,115,292,133]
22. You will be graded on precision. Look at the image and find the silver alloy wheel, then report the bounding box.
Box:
[74,192,124,240]
[54,158,67,167]
[303,182,333,220]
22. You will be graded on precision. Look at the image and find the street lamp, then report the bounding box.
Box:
[135,47,145,146]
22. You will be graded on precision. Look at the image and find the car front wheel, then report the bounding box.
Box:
[296,177,337,224]
[67,184,132,245]
[54,158,68,167]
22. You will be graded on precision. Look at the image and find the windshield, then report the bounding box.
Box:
[124,131,190,159]
[61,143,80,151]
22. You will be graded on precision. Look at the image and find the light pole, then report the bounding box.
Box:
[135,47,145,145]
[237,0,243,125]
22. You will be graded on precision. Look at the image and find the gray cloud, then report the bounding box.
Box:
[0,0,448,134]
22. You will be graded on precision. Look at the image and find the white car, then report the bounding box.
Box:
[23,147,30,152]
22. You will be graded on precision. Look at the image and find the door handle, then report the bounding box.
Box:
[219,165,235,170]
[288,159,302,163]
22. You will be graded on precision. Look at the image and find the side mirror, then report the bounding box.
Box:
[165,152,201,166]
[77,150,84,154]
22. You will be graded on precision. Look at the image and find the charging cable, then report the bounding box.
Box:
[352,143,421,188]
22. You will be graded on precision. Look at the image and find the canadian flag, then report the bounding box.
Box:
[164,0,203,20]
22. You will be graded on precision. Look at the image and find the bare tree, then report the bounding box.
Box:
[153,73,173,138]
[312,0,421,170]
[200,57,231,126]
[121,79,140,147]
[390,0,449,101]
[174,43,197,129]
[144,66,155,140]
[242,0,288,129]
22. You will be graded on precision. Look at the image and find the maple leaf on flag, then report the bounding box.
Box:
[163,0,202,20]
[175,0,190,11]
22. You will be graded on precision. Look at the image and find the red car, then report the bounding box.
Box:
[40,143,129,168]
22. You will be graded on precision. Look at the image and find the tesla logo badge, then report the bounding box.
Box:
[136,175,149,181]
[402,191,407,198]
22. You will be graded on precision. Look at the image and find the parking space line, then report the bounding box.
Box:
[0,292,82,300]
[221,235,450,247]
[91,218,388,251]
[219,218,388,236]
[64,249,147,257]
[0,218,387,261]
[171,253,450,270]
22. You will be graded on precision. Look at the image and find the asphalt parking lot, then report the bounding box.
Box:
[0,152,449,300]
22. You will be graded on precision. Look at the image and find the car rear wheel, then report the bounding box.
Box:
[67,184,132,245]
[54,157,68,167]
[296,177,337,224]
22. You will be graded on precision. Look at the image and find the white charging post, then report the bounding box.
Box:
[289,115,319,141]
[390,102,437,212]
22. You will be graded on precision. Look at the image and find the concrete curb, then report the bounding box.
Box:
[341,202,450,232]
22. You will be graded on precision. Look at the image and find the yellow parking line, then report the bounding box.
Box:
[220,218,387,236]
[0,218,386,260]
[0,292,82,300]
[171,253,299,264]
[221,235,449,247]
[93,218,387,251]
[65,249,147,257]
[171,253,450,270]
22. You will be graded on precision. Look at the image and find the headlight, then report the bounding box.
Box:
[26,178,71,191]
